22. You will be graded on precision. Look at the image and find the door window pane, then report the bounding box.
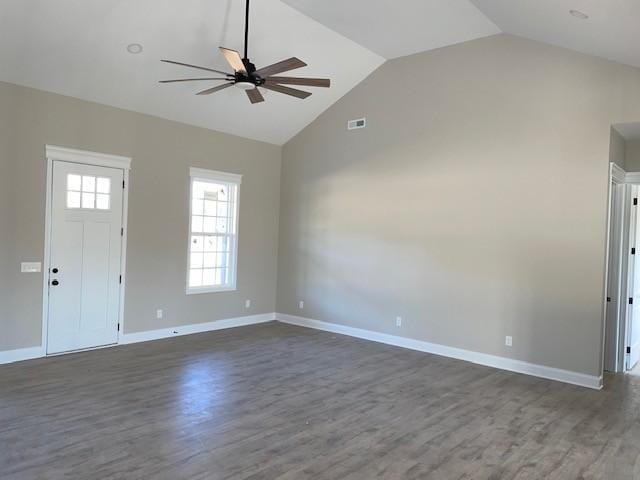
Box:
[66,174,112,210]
[82,192,95,209]
[96,194,110,210]
[67,174,81,191]
[82,176,95,192]
[67,191,81,209]
[96,177,111,194]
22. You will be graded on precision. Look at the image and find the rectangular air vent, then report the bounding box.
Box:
[347,118,366,130]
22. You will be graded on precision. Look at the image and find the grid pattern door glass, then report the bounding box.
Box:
[66,174,111,210]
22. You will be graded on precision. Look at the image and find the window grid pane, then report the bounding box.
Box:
[188,177,237,290]
[66,174,111,210]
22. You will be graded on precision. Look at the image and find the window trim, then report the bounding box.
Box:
[186,167,242,295]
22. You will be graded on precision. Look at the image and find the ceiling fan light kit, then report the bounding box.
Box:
[160,0,331,104]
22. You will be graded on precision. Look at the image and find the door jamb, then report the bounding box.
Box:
[603,163,625,374]
[624,182,640,371]
[42,146,132,355]
[603,165,640,377]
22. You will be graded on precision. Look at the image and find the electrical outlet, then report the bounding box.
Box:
[299,301,304,310]
[505,336,513,347]
[156,309,163,319]
[245,299,251,308]
[396,316,402,327]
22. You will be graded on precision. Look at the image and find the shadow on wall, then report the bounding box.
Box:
[612,123,640,172]
[289,156,602,374]
[278,35,640,377]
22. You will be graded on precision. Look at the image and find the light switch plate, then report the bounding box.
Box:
[21,262,42,273]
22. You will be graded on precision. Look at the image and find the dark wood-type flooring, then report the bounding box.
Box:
[2,322,639,479]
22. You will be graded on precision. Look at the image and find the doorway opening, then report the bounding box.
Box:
[604,124,640,375]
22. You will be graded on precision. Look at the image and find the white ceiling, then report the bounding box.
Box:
[470,0,640,69]
[1,1,639,146]
[283,0,640,69]
[0,0,384,145]
[281,0,500,60]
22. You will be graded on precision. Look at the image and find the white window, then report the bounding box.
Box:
[66,174,111,210]
[187,167,241,294]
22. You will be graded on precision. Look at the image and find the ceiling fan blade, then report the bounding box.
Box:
[219,47,247,74]
[196,83,234,95]
[261,83,311,99]
[255,57,307,77]
[246,88,265,104]
[161,59,231,76]
[160,77,230,83]
[265,77,330,88]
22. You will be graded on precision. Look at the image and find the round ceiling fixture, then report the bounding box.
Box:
[127,43,144,54]
[569,9,589,20]
[234,81,256,91]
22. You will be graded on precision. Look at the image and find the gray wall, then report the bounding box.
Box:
[277,34,640,377]
[625,141,640,172]
[0,81,281,351]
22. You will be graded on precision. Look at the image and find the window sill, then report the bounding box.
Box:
[186,285,237,295]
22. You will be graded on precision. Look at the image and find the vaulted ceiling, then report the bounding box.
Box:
[0,0,384,145]
[281,0,500,60]
[1,1,638,145]
[471,0,640,69]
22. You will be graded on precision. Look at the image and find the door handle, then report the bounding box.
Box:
[51,280,59,286]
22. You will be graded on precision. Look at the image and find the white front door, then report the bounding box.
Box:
[47,160,124,354]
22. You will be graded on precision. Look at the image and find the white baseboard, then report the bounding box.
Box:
[276,313,603,390]
[120,313,276,344]
[0,313,276,365]
[0,346,45,365]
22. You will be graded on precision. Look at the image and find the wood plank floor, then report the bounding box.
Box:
[1,321,639,480]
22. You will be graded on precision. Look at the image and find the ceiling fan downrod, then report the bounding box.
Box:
[244,0,250,61]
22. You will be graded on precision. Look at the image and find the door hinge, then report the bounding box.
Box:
[627,346,631,354]
[607,296,611,302]
[630,297,634,305]
[633,248,636,255]
[634,198,638,206]
[117,323,120,332]
[121,227,124,236]
[122,180,125,189]
[119,275,122,284]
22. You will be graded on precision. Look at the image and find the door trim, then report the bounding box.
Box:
[603,165,631,373]
[603,163,640,376]
[42,145,132,355]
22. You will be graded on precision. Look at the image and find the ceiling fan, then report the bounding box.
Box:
[159,0,331,104]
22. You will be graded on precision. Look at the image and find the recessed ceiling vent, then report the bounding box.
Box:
[347,118,366,130]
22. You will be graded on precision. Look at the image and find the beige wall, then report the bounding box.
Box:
[626,141,640,171]
[0,81,281,351]
[277,34,640,377]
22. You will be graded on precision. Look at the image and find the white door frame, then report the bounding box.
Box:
[603,163,629,373]
[603,164,640,375]
[42,145,131,354]
[623,173,640,371]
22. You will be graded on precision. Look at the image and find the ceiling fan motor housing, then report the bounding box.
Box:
[237,58,265,87]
